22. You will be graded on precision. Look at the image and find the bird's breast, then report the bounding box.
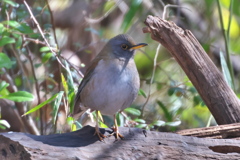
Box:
[80,59,140,115]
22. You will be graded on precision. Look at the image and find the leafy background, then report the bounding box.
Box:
[0,0,240,135]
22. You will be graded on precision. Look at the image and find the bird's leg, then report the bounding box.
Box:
[112,114,124,140]
[94,110,105,141]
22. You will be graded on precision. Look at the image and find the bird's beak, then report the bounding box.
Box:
[130,43,148,50]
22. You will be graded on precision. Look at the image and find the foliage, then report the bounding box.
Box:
[0,0,240,134]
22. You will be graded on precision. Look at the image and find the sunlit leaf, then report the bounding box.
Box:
[99,121,108,128]
[0,91,34,102]
[0,81,9,92]
[22,93,58,116]
[0,120,10,129]
[67,116,77,131]
[53,91,64,124]
[61,74,68,96]
[124,107,141,116]
[40,46,50,52]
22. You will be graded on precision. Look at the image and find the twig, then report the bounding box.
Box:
[1,68,40,135]
[23,0,67,71]
[141,44,161,117]
[84,0,124,24]
[23,37,47,46]
[45,0,59,48]
[216,0,235,90]
[26,46,43,134]
[162,4,191,20]
[10,45,32,90]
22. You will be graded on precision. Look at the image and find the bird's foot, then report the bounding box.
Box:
[108,126,124,141]
[94,126,106,141]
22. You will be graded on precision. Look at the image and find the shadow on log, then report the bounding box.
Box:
[1,126,240,160]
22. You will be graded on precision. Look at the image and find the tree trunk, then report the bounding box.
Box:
[143,15,240,125]
[1,126,240,160]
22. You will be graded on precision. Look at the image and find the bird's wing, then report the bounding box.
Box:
[73,57,100,115]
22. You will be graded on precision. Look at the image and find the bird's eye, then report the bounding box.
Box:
[121,44,128,50]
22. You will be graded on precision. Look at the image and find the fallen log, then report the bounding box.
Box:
[1,126,240,160]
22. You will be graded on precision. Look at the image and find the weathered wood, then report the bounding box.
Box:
[1,126,240,160]
[177,123,240,139]
[143,15,240,125]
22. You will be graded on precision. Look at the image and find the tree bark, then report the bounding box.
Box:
[177,122,240,139]
[143,15,240,125]
[1,126,240,160]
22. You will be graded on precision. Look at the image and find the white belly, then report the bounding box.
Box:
[80,59,139,115]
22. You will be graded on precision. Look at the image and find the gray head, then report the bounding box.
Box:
[106,34,147,60]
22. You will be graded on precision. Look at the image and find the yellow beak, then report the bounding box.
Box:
[130,43,148,50]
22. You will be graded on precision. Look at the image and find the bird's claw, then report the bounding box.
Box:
[94,127,106,141]
[108,126,124,141]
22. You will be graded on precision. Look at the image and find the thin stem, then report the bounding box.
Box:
[26,47,43,134]
[23,0,67,71]
[216,0,235,90]
[141,44,161,117]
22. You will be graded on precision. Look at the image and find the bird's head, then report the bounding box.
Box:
[106,34,147,60]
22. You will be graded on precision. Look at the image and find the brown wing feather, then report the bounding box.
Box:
[73,57,101,115]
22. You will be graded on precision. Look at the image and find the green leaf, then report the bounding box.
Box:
[15,36,22,49]
[22,93,58,116]
[0,53,15,69]
[138,89,147,98]
[153,120,166,127]
[0,81,9,92]
[53,91,64,124]
[3,0,19,7]
[40,46,50,52]
[61,74,68,95]
[99,121,108,128]
[121,0,142,32]
[17,23,33,34]
[165,120,181,127]
[0,120,10,129]
[135,123,147,128]
[65,61,75,113]
[124,107,141,116]
[3,20,20,28]
[68,90,75,113]
[67,116,77,131]
[157,101,172,122]
[3,20,33,34]
[0,91,34,102]
[116,112,124,127]
[42,52,53,63]
[220,50,234,89]
[0,37,15,47]
[168,87,175,96]
[134,118,146,124]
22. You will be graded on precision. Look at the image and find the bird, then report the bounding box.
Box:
[73,34,147,141]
